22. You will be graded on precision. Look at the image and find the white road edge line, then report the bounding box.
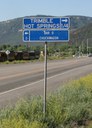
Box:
[0,65,88,96]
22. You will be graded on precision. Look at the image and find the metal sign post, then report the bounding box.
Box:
[23,17,70,115]
[43,41,47,114]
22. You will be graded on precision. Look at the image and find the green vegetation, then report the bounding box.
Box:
[1,60,31,64]
[0,74,92,127]
[0,44,76,64]
[0,43,83,65]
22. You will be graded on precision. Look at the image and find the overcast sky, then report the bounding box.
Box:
[0,0,92,21]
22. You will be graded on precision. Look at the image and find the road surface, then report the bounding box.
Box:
[0,57,92,107]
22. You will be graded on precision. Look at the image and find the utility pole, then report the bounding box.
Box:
[82,40,84,56]
[79,46,81,57]
[87,39,89,56]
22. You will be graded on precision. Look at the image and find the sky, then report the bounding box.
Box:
[0,0,92,21]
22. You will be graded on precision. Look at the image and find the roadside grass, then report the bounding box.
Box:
[0,59,38,64]
[0,74,92,127]
[0,55,73,64]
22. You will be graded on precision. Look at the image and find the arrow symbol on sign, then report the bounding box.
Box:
[61,19,68,22]
[25,32,29,34]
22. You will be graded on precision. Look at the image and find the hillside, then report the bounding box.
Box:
[69,15,92,29]
[70,22,92,46]
[0,15,92,45]
[0,18,22,45]
[71,22,92,39]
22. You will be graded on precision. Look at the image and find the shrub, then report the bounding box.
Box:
[0,74,92,127]
[0,117,31,128]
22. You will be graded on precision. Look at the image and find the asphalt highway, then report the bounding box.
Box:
[0,57,92,107]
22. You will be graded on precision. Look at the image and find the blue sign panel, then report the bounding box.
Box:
[23,17,70,30]
[23,30,30,41]
[23,30,69,42]
[23,17,70,42]
[61,17,70,29]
